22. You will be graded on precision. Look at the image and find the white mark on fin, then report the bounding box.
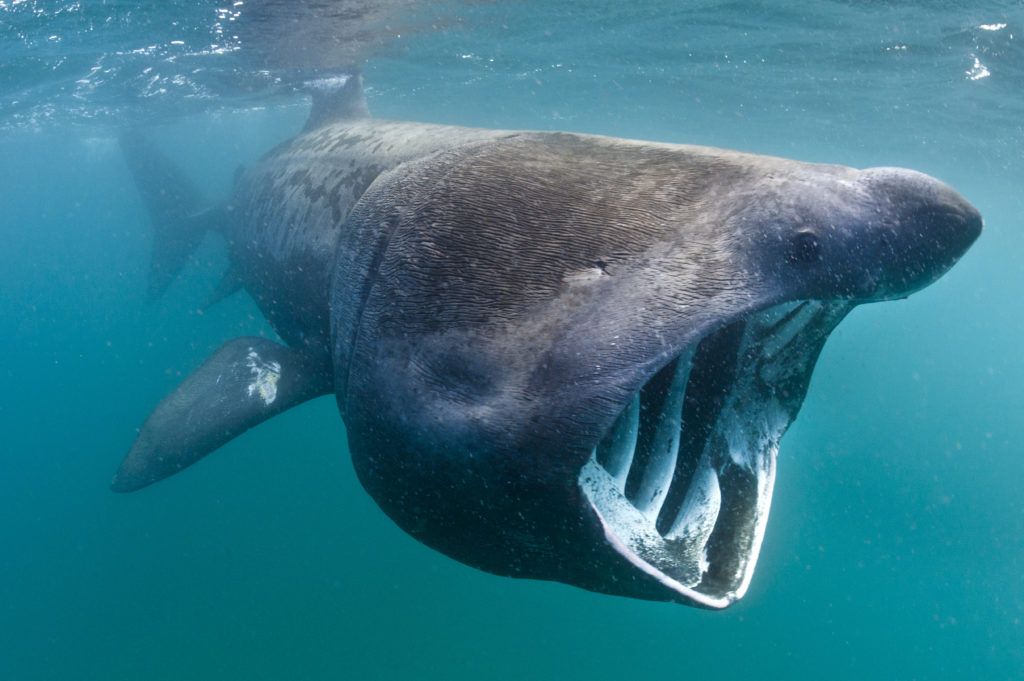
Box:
[245,348,281,406]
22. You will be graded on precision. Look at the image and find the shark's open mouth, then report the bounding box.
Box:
[580,300,854,608]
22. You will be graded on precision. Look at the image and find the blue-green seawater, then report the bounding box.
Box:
[1,2,1022,679]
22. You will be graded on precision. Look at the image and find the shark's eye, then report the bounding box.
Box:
[788,230,821,264]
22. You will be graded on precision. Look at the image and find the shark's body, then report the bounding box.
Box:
[114,77,981,608]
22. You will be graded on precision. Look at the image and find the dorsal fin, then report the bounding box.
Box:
[303,73,369,132]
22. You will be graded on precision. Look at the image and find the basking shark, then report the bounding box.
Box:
[113,76,981,609]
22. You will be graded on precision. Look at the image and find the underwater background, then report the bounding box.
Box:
[1,1,1022,679]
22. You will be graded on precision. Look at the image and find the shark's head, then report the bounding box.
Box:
[578,162,981,607]
[334,133,981,608]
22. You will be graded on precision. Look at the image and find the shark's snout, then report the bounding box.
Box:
[860,168,982,299]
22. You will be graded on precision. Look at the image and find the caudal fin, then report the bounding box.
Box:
[119,131,223,299]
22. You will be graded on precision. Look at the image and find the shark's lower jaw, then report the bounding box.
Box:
[580,300,854,609]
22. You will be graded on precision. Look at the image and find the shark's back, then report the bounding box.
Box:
[223,80,510,357]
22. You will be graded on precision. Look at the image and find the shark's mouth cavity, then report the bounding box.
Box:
[580,300,854,608]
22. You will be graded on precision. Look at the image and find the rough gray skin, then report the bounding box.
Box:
[224,118,512,364]
[113,80,981,609]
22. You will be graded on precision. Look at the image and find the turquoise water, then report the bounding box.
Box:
[2,1,1023,679]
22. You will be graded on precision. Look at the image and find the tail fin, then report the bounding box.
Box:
[119,131,223,299]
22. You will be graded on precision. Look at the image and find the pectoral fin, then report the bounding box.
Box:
[111,337,332,492]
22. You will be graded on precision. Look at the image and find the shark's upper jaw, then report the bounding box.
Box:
[579,300,854,608]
